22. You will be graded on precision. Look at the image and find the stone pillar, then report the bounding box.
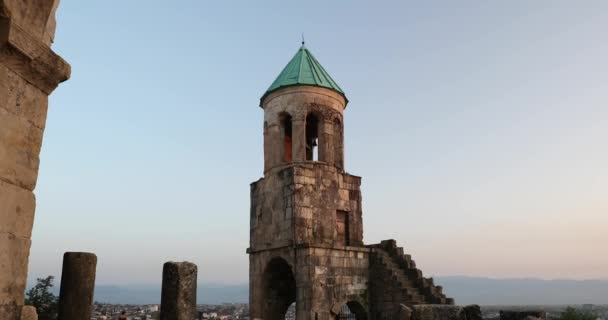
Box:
[160,261,197,320]
[319,119,334,164]
[57,252,97,320]
[292,118,306,162]
[0,1,70,320]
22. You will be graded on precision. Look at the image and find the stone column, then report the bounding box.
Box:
[291,118,306,162]
[0,1,70,320]
[57,252,97,320]
[319,120,334,164]
[160,261,197,320]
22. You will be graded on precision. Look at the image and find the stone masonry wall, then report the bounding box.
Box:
[249,162,367,320]
[292,163,362,247]
[297,246,369,320]
[250,170,294,251]
[0,1,70,319]
[250,163,362,251]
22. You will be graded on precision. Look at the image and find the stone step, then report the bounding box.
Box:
[378,246,451,305]
[376,251,428,303]
[373,241,455,306]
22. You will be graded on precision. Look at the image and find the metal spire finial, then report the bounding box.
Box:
[301,33,305,47]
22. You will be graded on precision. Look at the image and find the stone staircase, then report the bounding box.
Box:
[368,239,454,319]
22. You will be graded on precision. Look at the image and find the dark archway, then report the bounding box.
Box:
[262,257,296,320]
[335,301,368,320]
[280,113,293,162]
[305,113,319,161]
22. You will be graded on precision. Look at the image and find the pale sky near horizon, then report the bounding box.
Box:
[28,1,607,285]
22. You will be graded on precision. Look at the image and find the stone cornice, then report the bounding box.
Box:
[0,17,70,94]
[247,242,371,254]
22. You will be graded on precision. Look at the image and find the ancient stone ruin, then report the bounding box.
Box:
[160,261,198,320]
[0,3,522,319]
[248,44,453,320]
[0,1,70,319]
[57,252,97,320]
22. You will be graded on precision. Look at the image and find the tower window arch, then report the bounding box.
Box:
[280,113,293,162]
[305,113,319,161]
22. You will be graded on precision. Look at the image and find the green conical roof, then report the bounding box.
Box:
[261,44,347,105]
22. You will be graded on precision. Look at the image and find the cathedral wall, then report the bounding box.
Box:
[0,1,70,319]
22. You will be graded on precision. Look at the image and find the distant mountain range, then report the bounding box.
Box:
[437,276,608,305]
[45,277,608,305]
[91,283,249,305]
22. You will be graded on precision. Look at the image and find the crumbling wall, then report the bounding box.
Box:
[0,1,69,319]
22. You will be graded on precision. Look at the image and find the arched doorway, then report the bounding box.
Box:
[262,257,296,320]
[335,301,368,320]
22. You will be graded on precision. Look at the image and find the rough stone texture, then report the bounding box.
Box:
[160,261,197,320]
[249,84,453,320]
[0,1,69,319]
[398,304,412,320]
[411,305,465,320]
[463,305,482,320]
[500,311,547,320]
[19,306,37,320]
[57,252,97,320]
[250,163,363,251]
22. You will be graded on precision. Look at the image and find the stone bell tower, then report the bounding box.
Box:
[248,43,369,320]
[248,43,453,320]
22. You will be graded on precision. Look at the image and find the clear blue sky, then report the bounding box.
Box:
[29,1,608,285]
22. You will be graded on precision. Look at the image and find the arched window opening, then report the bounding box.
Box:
[334,118,343,169]
[281,114,293,162]
[306,114,319,161]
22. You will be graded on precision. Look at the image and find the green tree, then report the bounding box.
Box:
[559,307,597,320]
[24,276,58,320]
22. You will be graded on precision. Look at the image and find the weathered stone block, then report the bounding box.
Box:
[398,304,412,320]
[0,233,31,305]
[19,306,37,320]
[0,65,48,130]
[160,261,197,320]
[0,305,19,320]
[0,181,35,238]
[57,252,97,320]
[0,107,44,191]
